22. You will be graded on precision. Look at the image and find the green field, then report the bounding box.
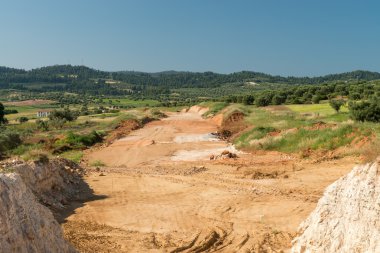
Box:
[4,105,60,121]
[230,103,376,155]
[286,103,349,116]
[96,98,161,107]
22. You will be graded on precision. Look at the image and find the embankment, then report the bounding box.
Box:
[292,158,380,252]
[0,158,90,253]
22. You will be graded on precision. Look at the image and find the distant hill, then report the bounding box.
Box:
[0,65,379,89]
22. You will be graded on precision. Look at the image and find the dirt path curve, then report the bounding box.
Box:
[86,108,237,167]
[63,108,357,252]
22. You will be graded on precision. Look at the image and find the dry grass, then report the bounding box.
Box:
[360,139,380,163]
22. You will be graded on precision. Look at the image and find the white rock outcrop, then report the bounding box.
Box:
[0,173,76,253]
[292,159,380,253]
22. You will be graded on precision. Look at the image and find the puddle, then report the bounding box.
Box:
[174,133,220,143]
[171,145,240,161]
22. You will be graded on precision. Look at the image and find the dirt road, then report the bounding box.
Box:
[63,107,357,252]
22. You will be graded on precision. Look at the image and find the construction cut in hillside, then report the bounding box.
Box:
[0,158,89,253]
[292,158,380,253]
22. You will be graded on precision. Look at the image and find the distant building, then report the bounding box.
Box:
[36,111,51,118]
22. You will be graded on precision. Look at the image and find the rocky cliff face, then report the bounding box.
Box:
[13,158,86,216]
[292,159,380,253]
[0,173,76,253]
[0,158,85,253]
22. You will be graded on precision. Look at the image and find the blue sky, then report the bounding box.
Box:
[0,0,379,76]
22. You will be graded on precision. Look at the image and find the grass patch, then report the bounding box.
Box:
[245,106,312,130]
[286,103,349,116]
[200,102,229,116]
[252,125,357,153]
[61,150,83,163]
[90,160,106,167]
[235,126,277,147]
[98,98,161,107]
[233,105,376,154]
[21,149,50,162]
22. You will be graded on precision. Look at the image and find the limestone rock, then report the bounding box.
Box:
[0,173,76,253]
[292,159,380,253]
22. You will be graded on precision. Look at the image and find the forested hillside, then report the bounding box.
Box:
[0,65,379,108]
[1,65,380,88]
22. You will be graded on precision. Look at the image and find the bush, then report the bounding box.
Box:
[0,103,6,125]
[36,119,49,131]
[151,109,166,119]
[49,108,79,122]
[18,116,29,123]
[243,95,255,105]
[0,130,22,157]
[49,118,66,129]
[255,95,271,107]
[65,131,103,147]
[329,99,345,113]
[349,99,380,122]
[272,94,286,105]
[4,109,18,115]
[312,95,322,104]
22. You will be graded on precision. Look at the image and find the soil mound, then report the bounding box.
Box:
[218,110,246,139]
[105,119,141,144]
[188,105,209,115]
[292,158,380,253]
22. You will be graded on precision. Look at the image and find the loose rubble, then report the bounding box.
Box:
[210,150,238,160]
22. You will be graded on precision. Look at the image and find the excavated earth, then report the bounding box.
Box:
[0,158,88,253]
[292,159,380,253]
[62,107,362,252]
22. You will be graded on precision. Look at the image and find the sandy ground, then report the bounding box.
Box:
[63,109,359,252]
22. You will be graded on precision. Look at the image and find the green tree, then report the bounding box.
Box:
[0,102,6,125]
[36,119,49,131]
[349,99,380,122]
[312,95,322,104]
[272,94,287,105]
[18,116,29,123]
[0,130,22,157]
[329,99,345,113]
[242,95,254,105]
[49,108,79,122]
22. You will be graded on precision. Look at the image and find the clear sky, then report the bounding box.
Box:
[1,0,379,76]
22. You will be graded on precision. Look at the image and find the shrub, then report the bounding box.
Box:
[243,95,255,105]
[4,109,18,115]
[0,130,22,157]
[49,118,66,129]
[18,116,29,123]
[36,119,49,131]
[151,109,166,119]
[349,99,380,122]
[49,108,79,122]
[312,95,322,104]
[329,99,345,113]
[0,103,6,125]
[272,94,286,105]
[255,95,272,107]
[65,131,103,147]
[90,160,106,167]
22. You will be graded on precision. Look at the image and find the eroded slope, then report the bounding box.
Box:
[292,159,380,253]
